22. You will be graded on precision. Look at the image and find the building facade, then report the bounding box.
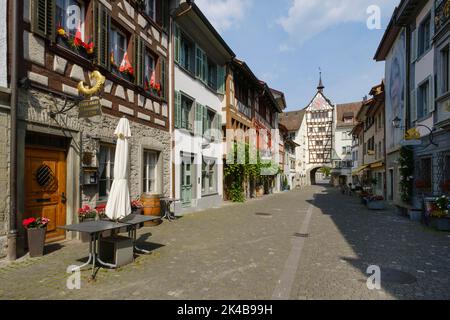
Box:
[0,0,10,258]
[304,79,334,185]
[172,1,234,213]
[8,0,171,254]
[331,102,362,187]
[376,0,450,205]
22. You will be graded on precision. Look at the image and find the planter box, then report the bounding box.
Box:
[430,217,450,231]
[408,210,422,222]
[27,228,46,258]
[367,200,386,210]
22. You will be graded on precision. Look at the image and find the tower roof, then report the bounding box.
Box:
[317,72,325,92]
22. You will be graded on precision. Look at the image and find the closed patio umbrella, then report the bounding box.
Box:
[105,117,132,220]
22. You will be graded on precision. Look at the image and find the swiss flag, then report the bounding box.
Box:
[149,70,156,87]
[119,52,132,73]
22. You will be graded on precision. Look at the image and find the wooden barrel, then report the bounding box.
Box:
[141,193,162,226]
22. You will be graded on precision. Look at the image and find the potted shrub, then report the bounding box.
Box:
[429,195,450,231]
[367,195,386,210]
[23,217,50,257]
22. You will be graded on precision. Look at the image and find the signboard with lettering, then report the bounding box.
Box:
[78,98,102,118]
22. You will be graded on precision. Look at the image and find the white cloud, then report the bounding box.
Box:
[278,0,397,45]
[278,44,294,53]
[195,0,252,32]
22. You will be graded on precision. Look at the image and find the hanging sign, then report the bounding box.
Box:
[77,71,106,118]
[78,98,102,118]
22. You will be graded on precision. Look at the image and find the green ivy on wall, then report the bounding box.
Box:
[399,147,414,203]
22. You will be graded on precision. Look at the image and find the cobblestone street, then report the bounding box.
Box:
[1,186,449,300]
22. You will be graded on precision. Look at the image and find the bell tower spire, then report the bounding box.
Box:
[317,68,324,92]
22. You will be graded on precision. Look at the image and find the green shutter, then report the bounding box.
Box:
[411,89,417,122]
[429,75,435,113]
[134,36,144,87]
[203,105,209,135]
[202,52,208,83]
[175,91,181,129]
[161,58,166,99]
[217,65,226,94]
[195,102,203,136]
[195,45,202,79]
[174,23,180,64]
[95,2,110,69]
[31,0,55,40]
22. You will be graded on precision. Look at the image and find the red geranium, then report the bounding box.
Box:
[23,217,36,229]
[22,217,50,229]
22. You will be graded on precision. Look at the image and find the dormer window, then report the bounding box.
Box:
[344,117,353,123]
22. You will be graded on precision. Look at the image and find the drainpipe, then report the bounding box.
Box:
[7,0,19,261]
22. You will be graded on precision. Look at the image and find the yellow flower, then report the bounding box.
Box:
[57,27,66,37]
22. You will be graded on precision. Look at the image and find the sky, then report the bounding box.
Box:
[195,0,400,111]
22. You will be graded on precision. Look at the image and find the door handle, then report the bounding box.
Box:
[61,192,67,204]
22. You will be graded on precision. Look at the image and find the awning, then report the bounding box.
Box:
[352,165,369,176]
[370,161,385,169]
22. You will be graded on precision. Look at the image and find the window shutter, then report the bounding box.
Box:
[216,113,222,133]
[156,0,162,26]
[203,105,209,136]
[134,36,144,87]
[429,75,435,113]
[202,51,208,83]
[95,2,110,69]
[174,23,180,64]
[160,58,166,99]
[175,91,181,129]
[411,29,417,63]
[196,45,202,79]
[32,0,55,40]
[411,88,417,123]
[217,65,226,94]
[195,102,203,136]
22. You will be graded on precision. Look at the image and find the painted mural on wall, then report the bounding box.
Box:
[385,30,406,152]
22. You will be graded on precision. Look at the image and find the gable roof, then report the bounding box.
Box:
[279,110,306,132]
[335,102,363,128]
[304,91,334,112]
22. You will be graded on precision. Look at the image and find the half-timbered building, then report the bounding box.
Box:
[10,0,171,251]
[304,77,334,184]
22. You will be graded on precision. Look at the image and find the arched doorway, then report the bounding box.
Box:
[308,166,331,185]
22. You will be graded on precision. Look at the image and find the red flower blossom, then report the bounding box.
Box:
[23,217,36,229]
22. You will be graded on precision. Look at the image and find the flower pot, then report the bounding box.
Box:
[430,217,450,231]
[27,228,46,258]
[367,200,386,210]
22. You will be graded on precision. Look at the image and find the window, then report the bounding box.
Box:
[442,47,450,94]
[208,58,217,90]
[180,33,195,74]
[344,117,353,123]
[316,140,323,146]
[203,108,216,136]
[318,127,326,133]
[418,14,431,57]
[144,52,155,82]
[143,150,158,194]
[99,145,115,200]
[145,0,155,20]
[417,79,430,119]
[182,96,194,131]
[202,159,217,195]
[56,0,85,40]
[110,26,128,77]
[378,141,382,159]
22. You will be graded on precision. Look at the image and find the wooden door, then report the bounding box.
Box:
[25,148,67,243]
[181,156,193,207]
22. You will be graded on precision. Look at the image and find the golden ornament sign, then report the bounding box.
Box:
[77,71,106,97]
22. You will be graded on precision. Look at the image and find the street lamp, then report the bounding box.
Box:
[392,116,438,148]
